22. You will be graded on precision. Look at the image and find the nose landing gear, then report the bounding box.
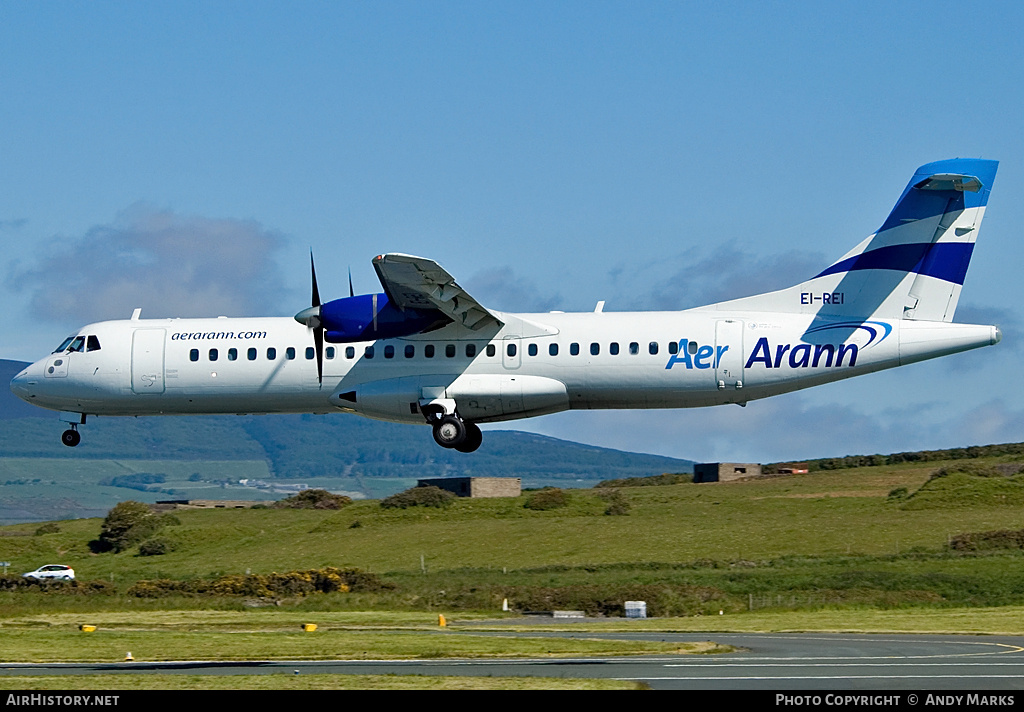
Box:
[58,413,86,447]
[61,426,81,447]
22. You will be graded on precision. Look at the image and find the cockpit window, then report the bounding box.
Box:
[53,336,76,353]
[68,336,86,353]
[86,335,101,352]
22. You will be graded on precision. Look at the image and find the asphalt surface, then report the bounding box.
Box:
[4,631,1024,690]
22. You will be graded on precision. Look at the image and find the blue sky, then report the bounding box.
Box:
[2,1,1023,463]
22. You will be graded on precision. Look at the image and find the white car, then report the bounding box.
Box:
[22,565,75,581]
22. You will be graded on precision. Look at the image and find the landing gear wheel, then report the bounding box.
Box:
[61,429,81,447]
[455,422,483,453]
[432,415,466,448]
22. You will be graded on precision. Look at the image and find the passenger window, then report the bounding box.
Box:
[286,347,296,360]
[610,342,619,355]
[209,348,218,361]
[507,343,517,357]
[668,341,678,355]
[384,345,395,359]
[305,347,315,360]
[466,344,476,358]
[528,344,538,356]
[689,341,699,355]
[649,342,659,355]
[405,345,415,358]
[446,344,456,358]
[486,344,496,357]
[87,336,101,352]
[326,347,335,360]
[629,342,639,355]
[590,342,600,356]
[267,347,277,360]
[549,343,559,356]
[345,346,355,359]
[249,348,258,361]
[190,349,199,362]
[425,344,435,358]
[365,346,375,359]
[570,343,580,356]
[228,348,238,361]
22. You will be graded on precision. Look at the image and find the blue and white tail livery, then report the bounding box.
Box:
[717,158,997,323]
[10,159,1003,453]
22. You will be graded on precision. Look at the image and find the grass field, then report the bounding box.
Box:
[4,456,1024,688]
[0,675,643,690]
[2,456,1024,620]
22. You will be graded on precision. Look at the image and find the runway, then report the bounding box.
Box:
[4,632,1024,690]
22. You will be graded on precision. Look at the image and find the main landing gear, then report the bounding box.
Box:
[428,413,483,453]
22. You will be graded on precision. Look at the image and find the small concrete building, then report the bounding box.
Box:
[154,500,265,511]
[417,477,521,498]
[693,462,762,483]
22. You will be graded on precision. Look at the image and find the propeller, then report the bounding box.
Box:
[294,251,324,386]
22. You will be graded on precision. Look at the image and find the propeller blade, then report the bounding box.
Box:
[308,251,324,386]
[310,251,322,307]
[314,324,324,386]
[348,267,354,298]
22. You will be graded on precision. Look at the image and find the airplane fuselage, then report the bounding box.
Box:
[11,309,1000,427]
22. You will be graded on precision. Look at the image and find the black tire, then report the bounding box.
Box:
[432,415,466,448]
[455,422,483,453]
[61,429,81,447]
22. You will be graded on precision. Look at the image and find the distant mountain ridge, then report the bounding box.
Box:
[0,359,695,482]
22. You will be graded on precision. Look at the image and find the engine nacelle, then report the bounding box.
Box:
[319,293,449,343]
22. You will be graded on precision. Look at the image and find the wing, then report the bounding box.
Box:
[372,253,503,330]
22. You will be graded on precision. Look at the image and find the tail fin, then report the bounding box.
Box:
[710,158,998,321]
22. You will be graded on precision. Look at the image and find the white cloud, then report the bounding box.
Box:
[464,266,564,313]
[612,243,828,311]
[11,204,289,326]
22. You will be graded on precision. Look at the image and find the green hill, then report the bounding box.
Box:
[0,360,694,523]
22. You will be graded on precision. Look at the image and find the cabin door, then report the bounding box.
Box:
[131,329,166,394]
[714,320,744,391]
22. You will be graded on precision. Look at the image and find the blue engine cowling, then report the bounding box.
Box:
[319,293,449,343]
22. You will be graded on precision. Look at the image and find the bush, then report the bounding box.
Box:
[597,488,631,516]
[596,473,691,488]
[0,576,115,595]
[949,529,1024,551]
[273,489,352,510]
[34,523,60,535]
[126,567,394,598]
[887,487,909,501]
[524,488,569,511]
[90,501,178,553]
[138,537,176,556]
[929,463,1006,480]
[381,486,455,510]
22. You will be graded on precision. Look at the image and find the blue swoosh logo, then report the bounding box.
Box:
[803,321,892,347]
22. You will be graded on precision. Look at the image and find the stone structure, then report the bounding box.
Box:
[692,462,763,483]
[417,477,522,498]
[154,500,264,510]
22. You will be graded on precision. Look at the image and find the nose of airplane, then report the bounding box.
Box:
[10,366,36,402]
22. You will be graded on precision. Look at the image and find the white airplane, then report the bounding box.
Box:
[10,158,1002,453]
